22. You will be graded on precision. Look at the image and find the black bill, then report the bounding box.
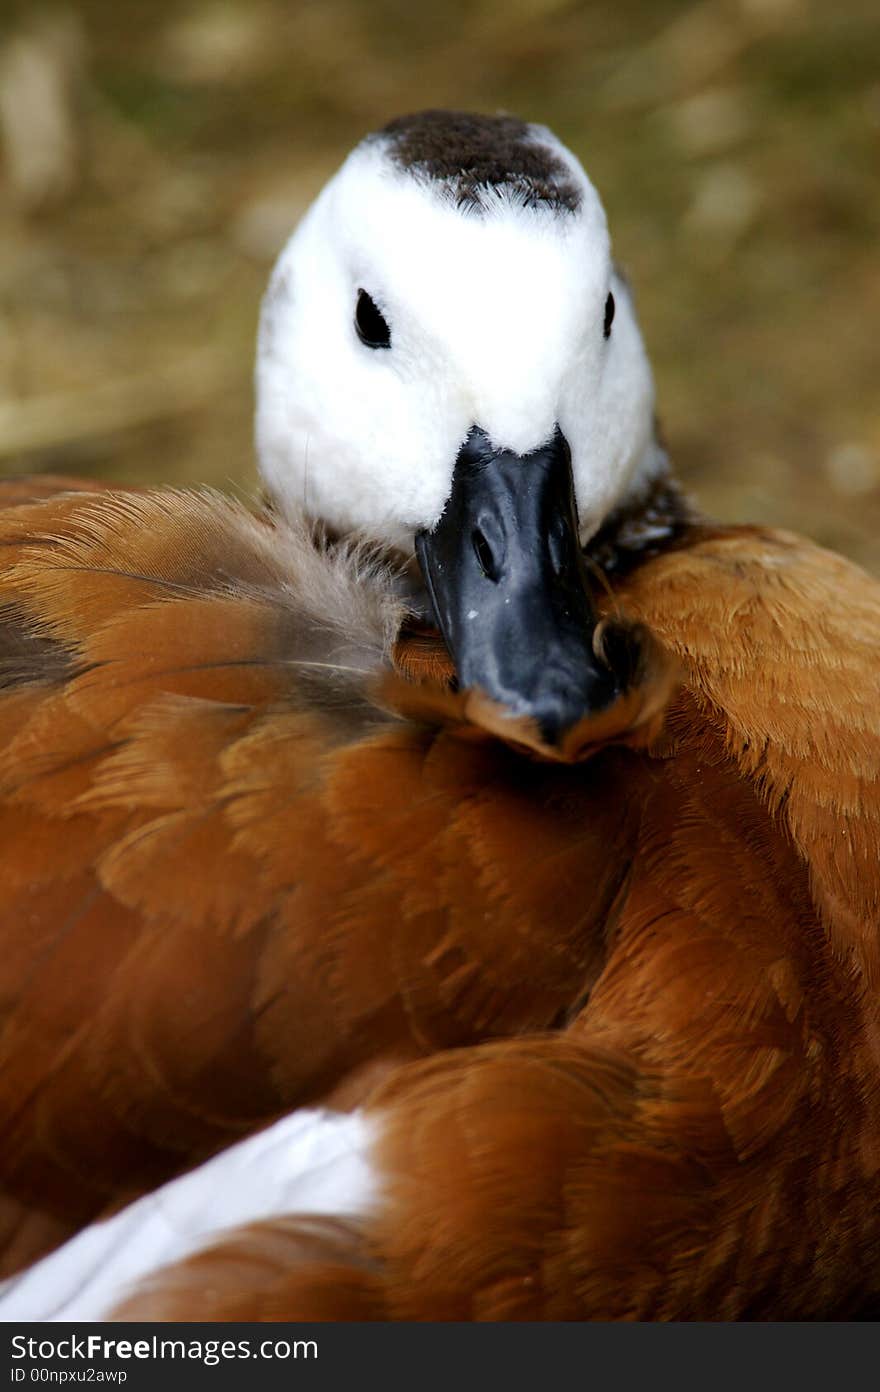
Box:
[415,425,620,745]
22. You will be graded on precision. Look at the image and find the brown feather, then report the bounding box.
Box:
[111,1218,384,1322]
[110,520,880,1321]
[3,486,880,1319]
[0,486,665,1273]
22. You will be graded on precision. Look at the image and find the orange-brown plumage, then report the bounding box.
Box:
[1,478,879,1318]
[0,479,663,1272]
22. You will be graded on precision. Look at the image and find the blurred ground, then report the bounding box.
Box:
[0,0,878,569]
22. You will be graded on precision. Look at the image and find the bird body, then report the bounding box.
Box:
[0,1109,376,1322]
[0,477,670,1275]
[1,108,879,1319]
[0,478,878,1318]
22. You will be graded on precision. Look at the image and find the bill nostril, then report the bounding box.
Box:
[547,524,567,578]
[472,527,500,582]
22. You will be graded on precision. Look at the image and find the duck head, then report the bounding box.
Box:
[256,110,669,746]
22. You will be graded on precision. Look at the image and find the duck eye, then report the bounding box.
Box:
[355,289,391,349]
[603,291,615,340]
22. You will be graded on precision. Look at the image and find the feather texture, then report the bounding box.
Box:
[1,482,879,1318]
[0,482,666,1276]
[0,1110,376,1321]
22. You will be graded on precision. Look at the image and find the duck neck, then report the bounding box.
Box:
[584,467,699,580]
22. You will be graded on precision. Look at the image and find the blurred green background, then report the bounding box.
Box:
[1,0,878,569]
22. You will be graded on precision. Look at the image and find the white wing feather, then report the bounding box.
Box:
[0,1108,377,1322]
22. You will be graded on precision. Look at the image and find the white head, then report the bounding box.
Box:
[255,110,663,553]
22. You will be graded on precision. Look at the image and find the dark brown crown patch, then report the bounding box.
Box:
[379,110,582,214]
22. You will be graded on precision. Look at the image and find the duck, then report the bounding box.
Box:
[0,108,879,1321]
